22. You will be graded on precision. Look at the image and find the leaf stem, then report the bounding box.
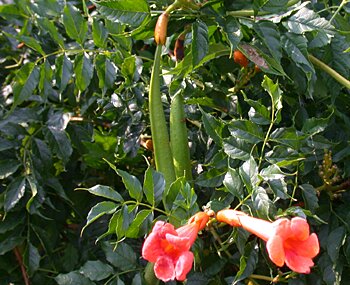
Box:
[308,54,350,90]
[329,0,349,23]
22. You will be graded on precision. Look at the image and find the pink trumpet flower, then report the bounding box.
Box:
[216,210,319,274]
[142,212,210,282]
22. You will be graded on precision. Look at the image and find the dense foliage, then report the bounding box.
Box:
[1,0,350,284]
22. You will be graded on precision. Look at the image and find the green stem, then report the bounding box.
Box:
[308,54,350,90]
[329,0,349,23]
[226,0,300,17]
[149,45,176,188]
[170,92,193,181]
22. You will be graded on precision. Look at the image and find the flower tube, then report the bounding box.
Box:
[142,212,210,282]
[216,210,319,274]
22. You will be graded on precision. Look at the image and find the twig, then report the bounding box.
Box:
[13,247,30,285]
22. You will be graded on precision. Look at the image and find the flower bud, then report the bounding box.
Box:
[155,12,169,45]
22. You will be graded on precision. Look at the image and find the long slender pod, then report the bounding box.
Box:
[170,91,192,181]
[149,45,176,187]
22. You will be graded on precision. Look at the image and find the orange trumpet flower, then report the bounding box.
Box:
[217,210,319,274]
[142,212,209,282]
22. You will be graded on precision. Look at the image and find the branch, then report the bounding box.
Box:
[13,247,30,285]
[308,54,350,90]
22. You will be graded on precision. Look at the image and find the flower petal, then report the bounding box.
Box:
[175,251,194,281]
[142,232,164,262]
[290,217,310,241]
[176,223,198,247]
[290,233,320,258]
[266,234,285,267]
[154,256,176,282]
[165,233,191,251]
[285,250,314,274]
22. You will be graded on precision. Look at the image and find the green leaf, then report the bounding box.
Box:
[220,16,242,53]
[200,107,223,146]
[55,54,73,92]
[223,167,244,200]
[92,18,108,48]
[267,179,289,199]
[192,19,209,66]
[79,260,114,281]
[24,243,41,277]
[239,156,259,193]
[252,186,275,219]
[0,4,26,18]
[300,184,319,212]
[228,120,264,144]
[13,63,40,106]
[26,175,38,212]
[4,177,26,212]
[37,17,65,48]
[0,212,25,234]
[44,127,73,163]
[39,60,54,100]
[77,185,123,202]
[63,5,88,44]
[95,55,116,93]
[233,241,258,284]
[115,169,143,202]
[82,201,118,234]
[253,21,282,63]
[0,237,25,255]
[143,166,165,206]
[102,241,137,271]
[259,164,285,181]
[301,115,331,135]
[74,53,94,92]
[283,7,335,37]
[55,271,96,285]
[121,55,136,85]
[0,159,21,179]
[17,35,45,56]
[167,43,230,78]
[327,227,346,263]
[126,209,153,238]
[281,33,315,96]
[270,127,304,149]
[223,137,252,161]
[95,0,150,28]
[261,75,283,117]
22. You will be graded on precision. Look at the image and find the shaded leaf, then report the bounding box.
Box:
[0,159,21,179]
[24,243,41,277]
[102,241,137,271]
[192,19,209,66]
[79,260,114,281]
[0,237,25,255]
[55,271,96,285]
